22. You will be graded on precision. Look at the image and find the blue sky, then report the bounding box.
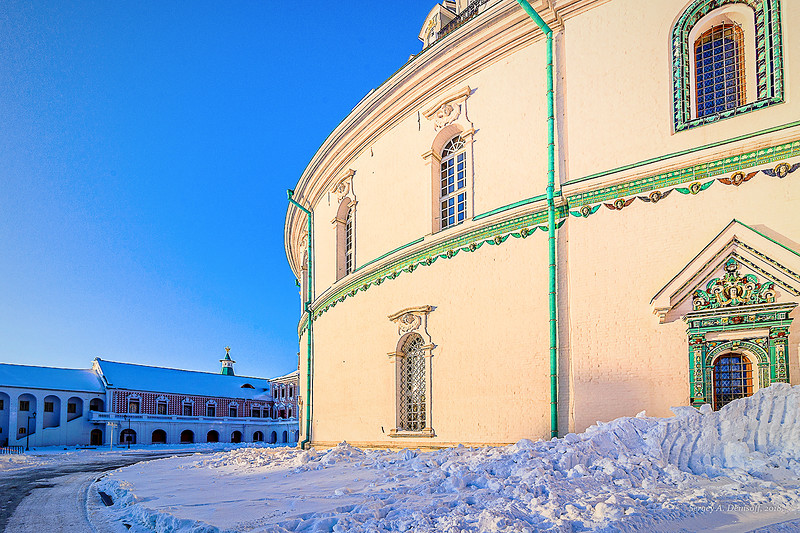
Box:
[0,1,436,378]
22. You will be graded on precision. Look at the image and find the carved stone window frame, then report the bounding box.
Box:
[331,169,357,281]
[421,86,475,234]
[387,306,435,438]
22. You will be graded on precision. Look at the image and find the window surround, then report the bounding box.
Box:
[709,349,759,409]
[422,86,475,234]
[387,305,435,438]
[181,398,194,416]
[672,0,784,132]
[331,169,357,281]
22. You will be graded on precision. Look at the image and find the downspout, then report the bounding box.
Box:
[513,0,559,439]
[288,189,314,449]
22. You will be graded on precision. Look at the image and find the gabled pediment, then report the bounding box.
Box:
[651,220,800,323]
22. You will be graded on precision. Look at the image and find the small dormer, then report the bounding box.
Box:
[419,2,457,48]
[220,346,235,376]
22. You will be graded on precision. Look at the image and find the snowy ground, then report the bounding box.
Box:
[0,442,268,473]
[96,384,800,532]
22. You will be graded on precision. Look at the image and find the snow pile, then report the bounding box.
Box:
[97,384,800,532]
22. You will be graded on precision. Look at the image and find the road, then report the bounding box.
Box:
[1,451,193,532]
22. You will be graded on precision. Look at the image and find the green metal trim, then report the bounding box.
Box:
[355,237,425,273]
[311,214,567,318]
[288,190,314,451]
[564,120,800,188]
[473,194,547,221]
[567,138,800,209]
[737,220,800,259]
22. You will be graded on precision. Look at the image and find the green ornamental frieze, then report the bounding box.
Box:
[297,138,799,338]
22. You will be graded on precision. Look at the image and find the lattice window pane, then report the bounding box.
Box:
[344,207,354,275]
[695,23,745,118]
[439,136,467,230]
[399,335,426,431]
[713,354,753,410]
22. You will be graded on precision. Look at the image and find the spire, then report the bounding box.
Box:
[220,346,235,376]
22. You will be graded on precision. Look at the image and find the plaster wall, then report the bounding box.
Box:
[310,39,549,294]
[564,167,800,432]
[304,235,552,447]
[0,387,105,447]
[562,0,800,181]
[291,0,800,448]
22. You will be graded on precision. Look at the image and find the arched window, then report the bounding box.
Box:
[334,198,355,280]
[344,206,354,275]
[672,0,783,131]
[439,136,467,230]
[695,23,745,118]
[713,353,753,410]
[398,334,426,431]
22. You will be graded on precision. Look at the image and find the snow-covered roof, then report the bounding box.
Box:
[270,369,299,383]
[0,363,105,393]
[94,358,272,399]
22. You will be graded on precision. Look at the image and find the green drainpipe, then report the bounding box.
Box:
[513,0,559,439]
[288,189,314,449]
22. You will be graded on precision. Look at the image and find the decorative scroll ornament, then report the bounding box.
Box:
[330,169,355,203]
[388,305,433,340]
[433,103,461,130]
[397,313,421,333]
[422,86,471,132]
[692,258,776,310]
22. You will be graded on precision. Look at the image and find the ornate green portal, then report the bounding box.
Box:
[685,259,794,407]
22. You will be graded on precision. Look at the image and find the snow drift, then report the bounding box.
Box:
[97,384,800,532]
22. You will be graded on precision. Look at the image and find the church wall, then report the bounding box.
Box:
[564,164,800,432]
[291,0,800,448]
[306,235,552,447]
[563,0,800,181]
[309,39,549,295]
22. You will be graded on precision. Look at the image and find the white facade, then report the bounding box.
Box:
[285,0,800,448]
[0,359,300,448]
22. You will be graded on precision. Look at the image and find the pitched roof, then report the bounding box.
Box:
[93,358,272,399]
[0,363,105,393]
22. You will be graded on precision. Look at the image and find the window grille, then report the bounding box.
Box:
[672,0,784,131]
[344,207,354,275]
[695,23,745,118]
[713,354,753,409]
[157,402,167,415]
[44,402,54,413]
[440,136,467,230]
[19,401,29,411]
[183,403,192,416]
[399,334,426,431]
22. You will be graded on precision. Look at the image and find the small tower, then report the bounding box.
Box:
[220,346,235,376]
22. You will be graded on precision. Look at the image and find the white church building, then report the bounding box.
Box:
[284,0,799,448]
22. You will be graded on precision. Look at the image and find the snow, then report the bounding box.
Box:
[0,363,104,392]
[96,384,800,532]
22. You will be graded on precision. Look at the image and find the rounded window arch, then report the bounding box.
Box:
[439,135,467,230]
[672,0,783,131]
[711,350,757,410]
[398,333,427,431]
[423,122,475,234]
[335,197,355,280]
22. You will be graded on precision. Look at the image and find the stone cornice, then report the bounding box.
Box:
[285,0,562,274]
